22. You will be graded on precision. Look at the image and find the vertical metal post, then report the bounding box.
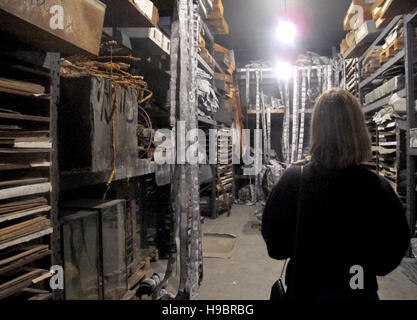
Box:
[210,127,218,219]
[357,58,362,104]
[405,17,416,255]
[49,52,62,300]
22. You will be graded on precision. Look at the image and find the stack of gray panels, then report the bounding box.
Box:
[365,75,404,105]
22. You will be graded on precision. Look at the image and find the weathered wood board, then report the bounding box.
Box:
[0,0,106,56]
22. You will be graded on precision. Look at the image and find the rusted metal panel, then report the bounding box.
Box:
[0,0,106,56]
[59,76,138,173]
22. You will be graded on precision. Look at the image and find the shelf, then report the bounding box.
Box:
[0,112,50,123]
[405,8,417,25]
[215,60,225,74]
[119,28,170,57]
[247,109,285,115]
[60,159,156,191]
[0,206,51,224]
[363,88,406,113]
[198,116,216,126]
[102,28,133,53]
[198,55,214,76]
[359,49,405,89]
[198,0,211,19]
[409,148,417,157]
[0,60,50,78]
[0,88,51,100]
[0,148,51,154]
[359,15,403,62]
[201,20,214,44]
[102,0,158,28]
[0,227,53,251]
[0,183,51,201]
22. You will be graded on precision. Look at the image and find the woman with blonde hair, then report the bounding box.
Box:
[263,88,410,301]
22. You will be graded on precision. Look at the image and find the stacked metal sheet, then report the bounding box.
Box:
[364,116,378,173]
[372,106,406,192]
[345,58,359,96]
[216,128,233,215]
[364,75,404,105]
[197,67,219,119]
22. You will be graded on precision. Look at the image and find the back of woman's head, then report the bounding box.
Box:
[310,88,371,169]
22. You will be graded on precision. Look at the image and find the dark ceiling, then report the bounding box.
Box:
[216,0,351,66]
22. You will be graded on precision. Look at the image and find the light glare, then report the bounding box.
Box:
[276,61,293,80]
[277,20,297,44]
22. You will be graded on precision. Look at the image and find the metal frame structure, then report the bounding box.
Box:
[0,43,61,299]
[357,11,417,256]
[197,18,218,219]
[405,9,417,251]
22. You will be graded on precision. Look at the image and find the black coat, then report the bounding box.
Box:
[262,163,410,300]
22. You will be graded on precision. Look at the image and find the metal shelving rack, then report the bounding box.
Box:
[357,10,417,255]
[198,14,218,219]
[0,44,60,300]
[358,17,407,183]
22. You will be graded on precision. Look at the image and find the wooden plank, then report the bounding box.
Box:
[0,245,49,267]
[214,72,233,83]
[0,269,45,299]
[0,227,52,251]
[14,139,52,149]
[0,216,49,236]
[207,0,224,19]
[0,163,28,171]
[0,78,44,95]
[0,112,50,123]
[0,183,51,201]
[0,205,51,223]
[0,177,48,188]
[205,17,229,35]
[0,269,44,291]
[0,125,20,130]
[343,1,374,31]
[0,0,106,56]
[32,271,53,284]
[0,130,49,138]
[102,0,159,27]
[0,148,51,154]
[0,269,44,290]
[22,288,49,294]
[0,197,47,211]
[27,293,52,300]
[0,249,51,275]
[377,0,417,22]
[0,217,51,242]
[121,290,137,300]
[127,269,146,290]
[199,48,215,68]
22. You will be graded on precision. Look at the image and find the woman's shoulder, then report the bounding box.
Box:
[280,165,303,181]
[275,165,306,190]
[354,165,394,192]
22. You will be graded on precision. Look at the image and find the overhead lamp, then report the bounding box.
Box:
[277,20,297,45]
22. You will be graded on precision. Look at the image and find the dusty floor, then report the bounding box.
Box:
[198,204,417,300]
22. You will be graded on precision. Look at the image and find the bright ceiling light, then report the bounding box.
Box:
[276,61,293,80]
[277,20,297,45]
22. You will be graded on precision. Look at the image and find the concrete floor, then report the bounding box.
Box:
[199,204,417,300]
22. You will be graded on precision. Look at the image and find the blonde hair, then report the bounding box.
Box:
[310,88,371,169]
